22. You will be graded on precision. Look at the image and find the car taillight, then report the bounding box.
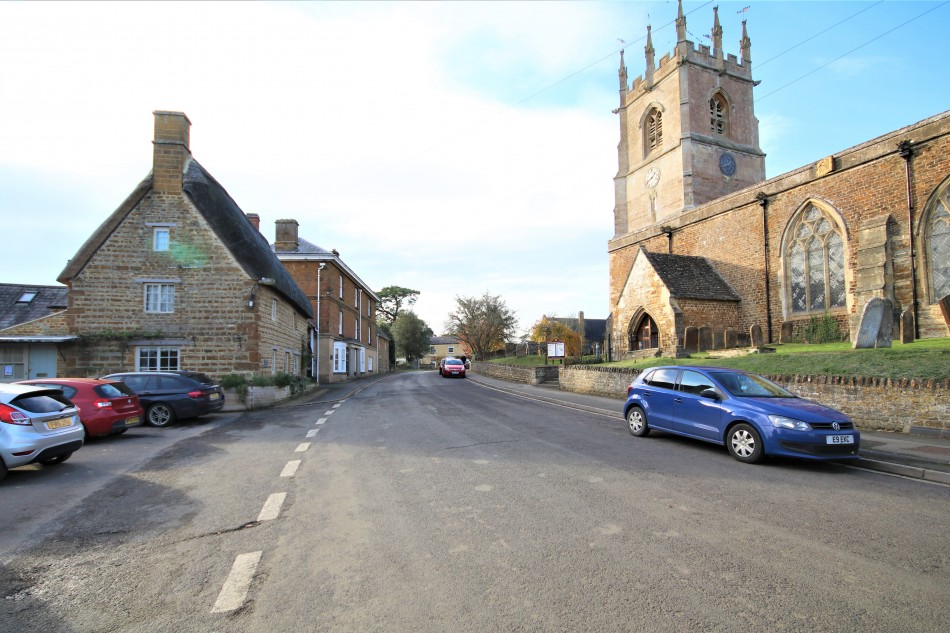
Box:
[627,385,634,397]
[187,390,204,399]
[0,403,31,425]
[94,399,113,409]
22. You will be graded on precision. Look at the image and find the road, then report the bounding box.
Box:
[1,371,948,632]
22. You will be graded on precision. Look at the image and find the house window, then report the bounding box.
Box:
[355,288,359,307]
[710,93,728,136]
[285,351,291,373]
[271,299,278,321]
[333,341,347,373]
[926,195,950,302]
[354,321,358,340]
[293,354,299,376]
[0,347,26,380]
[16,291,37,304]
[338,312,343,335]
[785,203,847,314]
[271,349,278,375]
[153,227,170,251]
[646,108,663,154]
[429,346,436,354]
[368,355,374,372]
[339,274,343,299]
[447,346,454,354]
[144,284,175,313]
[136,347,179,371]
[359,348,366,373]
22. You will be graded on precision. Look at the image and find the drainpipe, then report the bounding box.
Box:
[756,191,774,343]
[898,140,920,339]
[660,226,673,254]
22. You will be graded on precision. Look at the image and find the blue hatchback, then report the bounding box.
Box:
[623,366,860,463]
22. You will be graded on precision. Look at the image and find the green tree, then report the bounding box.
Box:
[376,285,421,324]
[446,293,517,361]
[392,310,433,363]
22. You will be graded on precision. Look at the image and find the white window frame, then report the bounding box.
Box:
[271,349,278,375]
[144,283,175,313]
[271,299,278,321]
[359,348,366,373]
[338,311,343,335]
[368,355,374,372]
[136,346,180,371]
[339,274,343,299]
[448,346,454,354]
[333,341,347,373]
[153,227,170,251]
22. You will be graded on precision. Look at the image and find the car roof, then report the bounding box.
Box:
[19,377,115,385]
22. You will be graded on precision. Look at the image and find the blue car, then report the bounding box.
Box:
[623,366,860,463]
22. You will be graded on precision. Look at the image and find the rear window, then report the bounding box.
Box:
[96,383,135,398]
[23,383,77,400]
[12,392,73,413]
[186,373,215,385]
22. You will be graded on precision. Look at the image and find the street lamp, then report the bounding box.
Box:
[315,263,326,384]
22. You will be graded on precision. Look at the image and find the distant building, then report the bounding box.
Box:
[0,283,71,381]
[422,336,470,367]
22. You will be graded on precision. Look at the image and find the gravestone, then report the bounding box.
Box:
[712,331,724,350]
[683,327,699,354]
[699,326,713,351]
[900,309,915,344]
[854,297,892,349]
[780,321,794,344]
[750,324,764,348]
[939,295,950,329]
[737,331,751,347]
[724,328,738,348]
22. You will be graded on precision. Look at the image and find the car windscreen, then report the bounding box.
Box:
[11,391,74,413]
[710,371,795,398]
[444,360,463,366]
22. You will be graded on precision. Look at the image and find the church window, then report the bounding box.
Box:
[629,314,659,351]
[646,109,663,153]
[710,93,728,136]
[785,204,846,314]
[926,196,950,302]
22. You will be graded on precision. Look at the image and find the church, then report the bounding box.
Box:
[607,2,950,359]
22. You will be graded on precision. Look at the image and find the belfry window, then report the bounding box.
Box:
[926,194,950,302]
[785,204,847,314]
[646,109,663,153]
[710,93,728,136]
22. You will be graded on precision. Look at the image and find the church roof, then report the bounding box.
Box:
[643,252,740,302]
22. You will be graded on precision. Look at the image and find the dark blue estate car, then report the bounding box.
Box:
[101,371,224,428]
[623,366,859,463]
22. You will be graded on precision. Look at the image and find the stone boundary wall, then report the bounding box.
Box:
[472,362,560,385]
[221,382,321,411]
[559,365,948,433]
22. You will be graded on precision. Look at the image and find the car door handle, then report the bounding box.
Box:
[674,397,683,403]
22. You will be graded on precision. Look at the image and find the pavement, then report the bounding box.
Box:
[288,370,950,485]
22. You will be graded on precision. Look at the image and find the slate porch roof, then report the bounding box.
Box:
[0,283,68,331]
[59,160,312,319]
[642,251,741,302]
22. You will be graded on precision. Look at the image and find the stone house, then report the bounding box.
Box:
[608,3,950,358]
[54,111,313,378]
[269,218,382,383]
[422,336,471,367]
[0,283,71,381]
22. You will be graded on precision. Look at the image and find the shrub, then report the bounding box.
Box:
[799,315,846,344]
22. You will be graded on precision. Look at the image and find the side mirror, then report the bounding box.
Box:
[700,388,720,400]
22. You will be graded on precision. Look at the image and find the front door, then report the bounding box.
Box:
[28,345,57,379]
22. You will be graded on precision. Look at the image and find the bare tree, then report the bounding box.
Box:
[446,293,517,361]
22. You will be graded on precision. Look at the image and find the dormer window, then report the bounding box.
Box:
[710,93,728,136]
[646,109,663,153]
[17,291,37,304]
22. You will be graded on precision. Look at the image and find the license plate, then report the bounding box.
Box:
[209,393,221,400]
[47,418,72,430]
[827,435,854,445]
[126,416,141,426]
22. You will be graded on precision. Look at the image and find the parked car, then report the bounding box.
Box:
[17,378,143,438]
[0,383,84,481]
[439,358,466,378]
[623,366,860,464]
[100,371,225,427]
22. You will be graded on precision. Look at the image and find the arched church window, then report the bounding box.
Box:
[710,93,728,136]
[629,314,659,350]
[786,204,847,314]
[926,196,950,302]
[646,109,663,154]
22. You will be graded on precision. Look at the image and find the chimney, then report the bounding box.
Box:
[275,219,299,252]
[152,111,191,194]
[246,213,260,232]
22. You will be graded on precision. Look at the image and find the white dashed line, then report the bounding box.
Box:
[332,403,342,409]
[324,410,334,416]
[295,442,311,453]
[316,418,327,425]
[306,429,318,438]
[280,460,301,477]
[211,551,262,613]
[257,492,286,521]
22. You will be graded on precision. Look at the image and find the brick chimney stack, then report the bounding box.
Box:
[152,111,191,194]
[275,219,299,252]
[246,213,260,231]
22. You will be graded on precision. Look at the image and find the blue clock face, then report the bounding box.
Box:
[719,153,737,176]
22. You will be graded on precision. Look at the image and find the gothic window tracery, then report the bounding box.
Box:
[646,109,663,154]
[785,203,847,314]
[709,93,728,136]
[926,195,950,302]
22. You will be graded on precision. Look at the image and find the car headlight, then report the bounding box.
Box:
[769,415,812,431]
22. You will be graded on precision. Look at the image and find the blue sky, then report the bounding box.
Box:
[2,1,948,335]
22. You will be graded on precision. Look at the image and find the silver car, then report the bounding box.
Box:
[0,383,84,481]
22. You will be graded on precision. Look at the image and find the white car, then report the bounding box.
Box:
[0,383,84,481]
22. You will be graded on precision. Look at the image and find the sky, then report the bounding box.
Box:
[2,1,948,337]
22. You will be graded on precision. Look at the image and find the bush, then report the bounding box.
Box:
[219,373,248,390]
[799,315,846,344]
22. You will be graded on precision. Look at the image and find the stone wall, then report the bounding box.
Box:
[559,365,948,433]
[472,362,560,385]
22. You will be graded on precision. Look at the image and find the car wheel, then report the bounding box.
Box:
[626,406,650,437]
[146,403,176,427]
[39,452,73,466]
[727,423,764,463]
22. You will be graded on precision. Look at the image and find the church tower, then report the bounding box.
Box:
[613,2,765,237]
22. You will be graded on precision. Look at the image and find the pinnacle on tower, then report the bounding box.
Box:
[644,25,655,86]
[740,19,752,64]
[712,6,723,62]
[619,48,628,92]
[676,0,687,42]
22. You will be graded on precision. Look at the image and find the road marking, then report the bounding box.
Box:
[258,492,286,521]
[306,429,318,438]
[280,460,300,477]
[332,403,342,409]
[211,551,262,613]
[316,418,327,425]
[295,442,311,453]
[324,410,334,416]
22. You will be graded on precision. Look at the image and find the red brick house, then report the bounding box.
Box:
[54,111,313,378]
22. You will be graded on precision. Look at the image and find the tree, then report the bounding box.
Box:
[376,286,421,324]
[529,315,583,357]
[446,293,517,361]
[392,311,433,364]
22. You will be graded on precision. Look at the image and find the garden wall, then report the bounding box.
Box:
[471,362,560,385]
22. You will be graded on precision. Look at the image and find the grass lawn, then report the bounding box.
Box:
[489,338,950,381]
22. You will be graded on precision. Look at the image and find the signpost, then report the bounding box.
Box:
[546,340,565,364]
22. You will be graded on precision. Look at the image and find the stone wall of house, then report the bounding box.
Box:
[0,311,69,336]
[559,365,948,432]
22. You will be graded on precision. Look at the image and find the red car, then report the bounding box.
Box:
[439,358,466,378]
[16,378,143,438]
